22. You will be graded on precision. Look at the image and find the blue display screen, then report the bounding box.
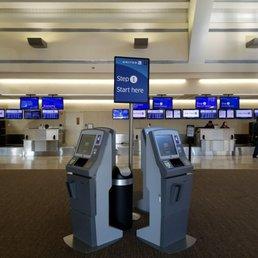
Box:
[6,109,23,119]
[114,56,149,103]
[147,110,165,119]
[255,110,258,118]
[200,109,218,119]
[133,103,149,110]
[112,109,129,120]
[153,97,173,110]
[220,97,239,109]
[42,97,64,110]
[20,97,39,110]
[196,96,217,109]
[42,110,59,119]
[0,109,5,119]
[24,110,41,119]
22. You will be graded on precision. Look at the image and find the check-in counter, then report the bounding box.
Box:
[197,128,235,156]
[24,128,64,155]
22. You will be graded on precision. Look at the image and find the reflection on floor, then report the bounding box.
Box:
[0,155,257,170]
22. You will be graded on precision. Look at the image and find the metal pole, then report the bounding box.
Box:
[129,103,134,170]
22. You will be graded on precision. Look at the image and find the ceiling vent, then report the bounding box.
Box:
[27,38,47,48]
[134,38,148,49]
[246,38,258,48]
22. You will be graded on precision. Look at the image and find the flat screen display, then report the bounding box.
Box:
[24,110,41,119]
[235,109,253,119]
[112,109,129,120]
[0,109,5,119]
[220,96,239,109]
[133,110,146,119]
[182,109,200,119]
[133,103,149,110]
[42,97,64,110]
[218,110,235,119]
[5,109,23,119]
[165,110,182,119]
[147,110,165,119]
[42,110,59,119]
[196,96,217,109]
[200,109,218,119]
[227,110,235,119]
[20,97,39,110]
[254,110,258,118]
[156,135,177,157]
[77,134,96,156]
[153,97,173,110]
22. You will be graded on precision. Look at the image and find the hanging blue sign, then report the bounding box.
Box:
[114,56,150,103]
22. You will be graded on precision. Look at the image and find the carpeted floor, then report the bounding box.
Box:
[0,169,257,258]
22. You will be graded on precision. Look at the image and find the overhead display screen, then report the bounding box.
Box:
[133,103,149,110]
[196,96,217,110]
[182,109,200,119]
[200,110,218,119]
[42,97,64,110]
[42,110,59,119]
[153,97,173,110]
[220,96,239,110]
[147,110,165,119]
[5,109,23,119]
[77,134,96,156]
[155,135,177,157]
[219,110,235,119]
[114,56,149,103]
[165,110,182,119]
[112,109,129,120]
[24,110,41,119]
[235,109,253,119]
[254,110,258,118]
[0,109,5,119]
[133,110,146,119]
[20,97,39,110]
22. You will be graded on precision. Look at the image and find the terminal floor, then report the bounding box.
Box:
[0,169,257,258]
[0,155,257,170]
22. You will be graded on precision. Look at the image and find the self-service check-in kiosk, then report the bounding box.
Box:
[137,128,196,254]
[63,128,123,253]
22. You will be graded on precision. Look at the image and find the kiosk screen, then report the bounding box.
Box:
[156,135,177,157]
[77,134,96,156]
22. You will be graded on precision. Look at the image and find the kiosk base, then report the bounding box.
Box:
[137,234,196,254]
[63,234,121,254]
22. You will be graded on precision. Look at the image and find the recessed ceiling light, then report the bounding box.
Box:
[134,38,148,49]
[27,38,47,48]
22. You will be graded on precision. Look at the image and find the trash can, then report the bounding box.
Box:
[109,166,133,230]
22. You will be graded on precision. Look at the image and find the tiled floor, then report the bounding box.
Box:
[0,155,257,170]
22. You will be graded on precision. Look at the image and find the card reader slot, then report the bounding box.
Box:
[169,158,184,167]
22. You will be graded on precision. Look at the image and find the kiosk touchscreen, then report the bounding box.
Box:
[64,128,122,253]
[137,128,196,254]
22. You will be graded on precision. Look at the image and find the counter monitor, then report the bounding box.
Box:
[20,97,39,110]
[5,109,23,119]
[153,97,173,110]
[165,110,182,119]
[200,109,217,119]
[42,109,59,119]
[220,96,239,110]
[112,109,129,120]
[254,110,258,118]
[0,109,5,119]
[24,110,41,119]
[155,134,178,158]
[196,96,217,110]
[182,109,200,119]
[76,134,96,156]
[235,109,253,119]
[133,110,146,119]
[147,110,165,119]
[42,97,64,110]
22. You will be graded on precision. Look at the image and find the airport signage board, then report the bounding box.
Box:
[114,56,150,103]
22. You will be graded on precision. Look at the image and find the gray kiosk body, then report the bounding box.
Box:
[64,128,122,253]
[136,128,196,254]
